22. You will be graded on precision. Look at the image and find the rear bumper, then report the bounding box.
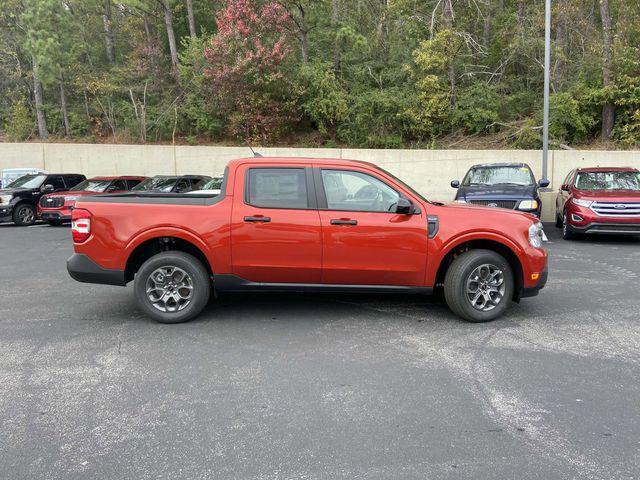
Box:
[67,253,127,286]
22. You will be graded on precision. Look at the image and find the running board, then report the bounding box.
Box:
[213,274,433,295]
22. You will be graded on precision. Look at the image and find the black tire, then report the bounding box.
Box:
[134,251,211,324]
[444,249,514,323]
[562,211,575,240]
[12,203,36,226]
[555,212,562,228]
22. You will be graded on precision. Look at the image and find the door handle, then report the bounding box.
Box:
[244,216,271,223]
[330,219,357,226]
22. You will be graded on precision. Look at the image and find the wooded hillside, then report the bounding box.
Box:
[1,0,639,149]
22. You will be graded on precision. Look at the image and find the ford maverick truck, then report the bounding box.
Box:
[67,157,548,324]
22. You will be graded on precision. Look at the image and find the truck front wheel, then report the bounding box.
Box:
[134,251,211,324]
[444,249,514,322]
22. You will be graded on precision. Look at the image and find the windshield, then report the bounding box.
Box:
[6,174,47,189]
[575,171,640,191]
[71,179,112,192]
[132,177,178,192]
[463,166,534,186]
[201,177,223,190]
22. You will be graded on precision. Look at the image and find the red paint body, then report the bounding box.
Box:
[39,176,146,221]
[72,158,547,292]
[556,167,640,234]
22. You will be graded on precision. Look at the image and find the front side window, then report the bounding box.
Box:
[462,166,535,186]
[247,168,308,209]
[575,171,640,191]
[321,170,400,212]
[47,176,66,190]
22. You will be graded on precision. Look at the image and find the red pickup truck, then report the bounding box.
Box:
[67,157,548,324]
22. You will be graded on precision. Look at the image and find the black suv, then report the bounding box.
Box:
[0,173,85,226]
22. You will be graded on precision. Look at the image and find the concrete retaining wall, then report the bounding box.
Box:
[1,142,638,222]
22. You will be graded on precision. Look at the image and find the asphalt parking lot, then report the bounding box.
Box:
[1,223,639,479]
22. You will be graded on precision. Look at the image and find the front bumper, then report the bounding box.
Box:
[566,204,640,235]
[0,204,13,222]
[40,211,72,222]
[521,268,548,298]
[67,254,127,286]
[568,222,640,235]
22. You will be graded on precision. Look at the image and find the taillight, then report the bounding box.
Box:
[71,208,92,243]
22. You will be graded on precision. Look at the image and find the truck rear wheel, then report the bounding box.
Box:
[134,251,211,324]
[444,249,514,323]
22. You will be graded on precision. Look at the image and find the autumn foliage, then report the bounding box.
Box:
[203,0,298,142]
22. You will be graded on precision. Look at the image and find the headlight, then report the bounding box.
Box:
[571,198,593,208]
[528,222,545,248]
[518,199,539,210]
[0,195,12,205]
[64,195,79,202]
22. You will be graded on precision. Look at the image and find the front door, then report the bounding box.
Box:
[316,167,429,286]
[231,165,322,284]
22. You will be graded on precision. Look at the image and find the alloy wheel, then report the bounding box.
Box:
[145,266,194,313]
[465,263,505,312]
[18,206,35,224]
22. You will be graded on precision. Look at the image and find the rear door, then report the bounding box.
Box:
[315,167,428,286]
[230,164,322,283]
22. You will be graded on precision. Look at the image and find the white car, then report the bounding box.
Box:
[1,168,47,189]
[187,176,223,195]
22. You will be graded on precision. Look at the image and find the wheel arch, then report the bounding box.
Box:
[124,229,213,283]
[434,236,525,301]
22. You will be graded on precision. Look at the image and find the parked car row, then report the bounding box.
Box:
[0,172,223,226]
[451,162,640,239]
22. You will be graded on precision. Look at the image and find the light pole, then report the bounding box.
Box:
[542,0,551,183]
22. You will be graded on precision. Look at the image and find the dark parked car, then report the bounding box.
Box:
[451,163,550,217]
[0,173,85,226]
[555,167,640,239]
[38,176,146,225]
[131,175,211,193]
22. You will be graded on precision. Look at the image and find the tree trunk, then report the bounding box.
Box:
[59,80,70,137]
[442,0,456,103]
[102,0,115,63]
[185,0,196,38]
[332,0,341,72]
[32,55,48,140]
[599,0,614,139]
[161,0,180,82]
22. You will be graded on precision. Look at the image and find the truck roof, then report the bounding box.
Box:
[89,175,147,181]
[469,162,532,169]
[227,157,380,170]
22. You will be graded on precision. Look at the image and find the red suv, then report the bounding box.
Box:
[555,167,640,239]
[67,157,548,324]
[38,176,146,225]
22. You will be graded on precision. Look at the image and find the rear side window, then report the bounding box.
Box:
[247,168,308,209]
[107,179,127,192]
[126,179,142,189]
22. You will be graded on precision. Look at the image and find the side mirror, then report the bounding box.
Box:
[450,180,460,189]
[538,179,550,188]
[42,184,54,193]
[396,197,415,215]
[561,183,570,192]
